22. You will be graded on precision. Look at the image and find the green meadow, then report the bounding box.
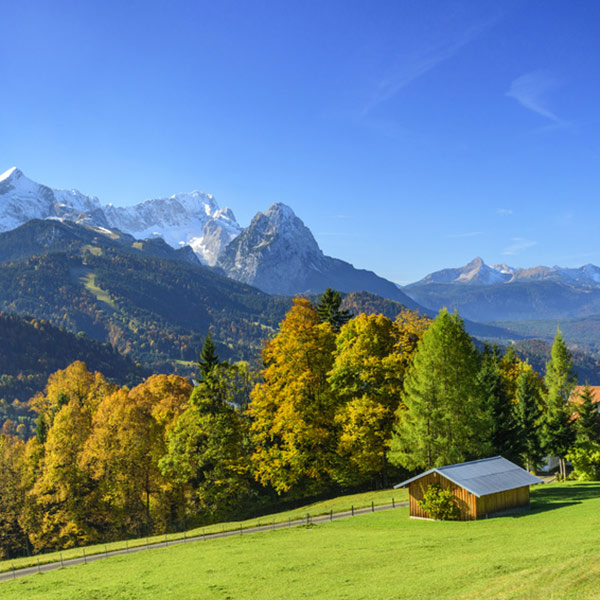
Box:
[2,482,599,600]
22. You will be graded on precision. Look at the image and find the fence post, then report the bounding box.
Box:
[83,548,87,565]
[306,513,309,525]
[203,528,205,540]
[372,501,375,513]
[392,497,395,508]
[330,509,333,522]
[37,558,41,574]
[60,552,64,568]
[351,505,354,517]
[126,539,129,553]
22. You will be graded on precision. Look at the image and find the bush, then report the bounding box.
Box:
[567,442,600,481]
[418,483,460,520]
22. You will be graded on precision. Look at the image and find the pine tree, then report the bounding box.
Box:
[477,345,522,464]
[389,309,491,470]
[574,385,600,446]
[515,366,543,472]
[316,288,353,332]
[197,333,220,382]
[542,329,577,479]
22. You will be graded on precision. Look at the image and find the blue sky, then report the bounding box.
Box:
[2,0,600,283]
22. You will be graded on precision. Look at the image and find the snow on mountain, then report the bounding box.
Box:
[0,168,241,265]
[410,258,600,290]
[104,192,241,265]
[409,257,512,286]
[0,167,107,230]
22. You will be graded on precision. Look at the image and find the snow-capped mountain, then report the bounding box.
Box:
[104,192,240,265]
[408,257,512,286]
[408,257,600,289]
[0,167,108,229]
[0,167,241,265]
[217,202,422,308]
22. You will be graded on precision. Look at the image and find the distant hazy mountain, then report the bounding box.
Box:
[0,167,240,265]
[217,203,423,309]
[409,256,600,289]
[405,257,600,321]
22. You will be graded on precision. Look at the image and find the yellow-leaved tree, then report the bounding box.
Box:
[249,297,337,495]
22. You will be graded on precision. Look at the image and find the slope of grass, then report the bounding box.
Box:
[0,488,406,574]
[2,483,599,599]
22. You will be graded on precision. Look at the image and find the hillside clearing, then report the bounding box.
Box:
[1,483,599,599]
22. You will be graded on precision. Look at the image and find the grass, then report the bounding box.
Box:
[2,483,599,599]
[80,271,116,309]
[0,488,406,574]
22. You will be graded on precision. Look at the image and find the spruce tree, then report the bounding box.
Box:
[574,385,600,446]
[197,333,220,382]
[515,367,543,472]
[542,328,577,479]
[389,309,491,470]
[477,345,522,464]
[316,288,353,332]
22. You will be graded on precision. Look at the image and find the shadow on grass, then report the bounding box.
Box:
[503,482,600,518]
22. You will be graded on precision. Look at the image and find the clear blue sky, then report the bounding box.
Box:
[2,0,600,283]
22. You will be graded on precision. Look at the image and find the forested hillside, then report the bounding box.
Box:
[0,313,149,436]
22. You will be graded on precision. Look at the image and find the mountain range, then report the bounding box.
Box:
[0,167,423,307]
[404,257,600,322]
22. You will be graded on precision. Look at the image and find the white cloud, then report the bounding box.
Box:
[506,71,562,123]
[363,19,494,115]
[497,208,513,215]
[502,238,537,255]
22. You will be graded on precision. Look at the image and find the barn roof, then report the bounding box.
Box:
[393,456,543,498]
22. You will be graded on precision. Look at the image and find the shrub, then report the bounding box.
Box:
[418,483,460,520]
[567,442,600,481]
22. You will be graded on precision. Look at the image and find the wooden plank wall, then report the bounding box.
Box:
[476,485,529,518]
[408,475,530,520]
[408,473,477,520]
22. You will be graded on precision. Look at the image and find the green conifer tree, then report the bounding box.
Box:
[477,345,522,464]
[316,288,353,332]
[515,367,543,472]
[389,309,491,470]
[574,385,600,446]
[542,329,577,479]
[197,333,220,382]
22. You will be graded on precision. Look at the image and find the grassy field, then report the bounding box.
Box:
[0,487,406,574]
[1,482,599,599]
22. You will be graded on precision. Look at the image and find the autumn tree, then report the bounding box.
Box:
[328,314,404,487]
[316,288,352,332]
[83,375,192,537]
[389,309,491,471]
[0,432,27,559]
[249,297,337,495]
[542,329,577,479]
[21,362,115,552]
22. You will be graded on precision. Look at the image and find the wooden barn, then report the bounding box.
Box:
[394,456,542,521]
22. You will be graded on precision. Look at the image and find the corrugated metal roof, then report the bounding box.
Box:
[393,456,543,498]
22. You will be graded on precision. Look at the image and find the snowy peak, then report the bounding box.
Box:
[0,167,23,182]
[0,167,241,266]
[410,257,512,286]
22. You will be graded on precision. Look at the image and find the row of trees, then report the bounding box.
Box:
[1,290,599,559]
